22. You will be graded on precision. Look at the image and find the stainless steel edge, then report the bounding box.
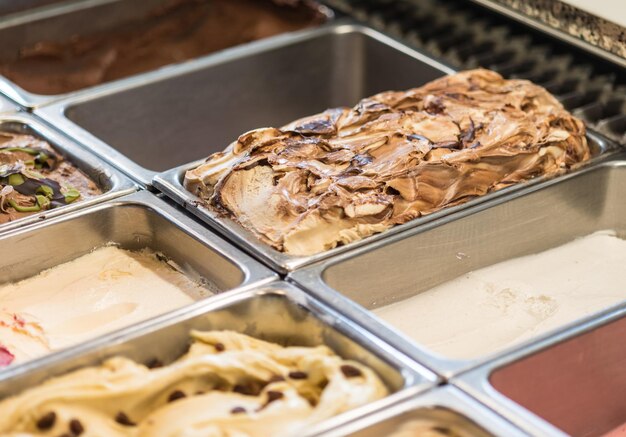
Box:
[0,93,18,114]
[0,189,278,380]
[452,305,626,437]
[0,112,137,234]
[0,0,334,109]
[154,129,617,273]
[0,280,439,434]
[466,0,626,70]
[313,385,529,437]
[289,154,626,378]
[35,21,453,188]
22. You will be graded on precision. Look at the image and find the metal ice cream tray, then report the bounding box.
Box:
[0,94,16,114]
[0,112,136,234]
[36,22,451,188]
[0,281,438,436]
[291,154,626,378]
[0,189,276,379]
[0,0,333,109]
[317,385,526,437]
[455,306,626,437]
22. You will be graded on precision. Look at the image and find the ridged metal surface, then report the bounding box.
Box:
[326,0,626,145]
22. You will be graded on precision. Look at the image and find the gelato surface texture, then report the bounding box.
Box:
[0,0,326,94]
[0,131,100,223]
[0,246,210,366]
[389,418,481,437]
[185,69,590,256]
[374,231,626,359]
[0,330,388,437]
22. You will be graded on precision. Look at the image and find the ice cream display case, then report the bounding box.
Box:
[0,0,625,435]
[0,93,16,114]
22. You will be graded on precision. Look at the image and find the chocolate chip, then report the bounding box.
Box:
[167,390,186,402]
[266,391,284,404]
[233,380,266,396]
[146,358,163,369]
[214,343,225,352]
[230,406,247,414]
[268,375,285,383]
[69,419,84,436]
[115,412,136,427]
[288,371,308,380]
[432,426,453,435]
[36,411,56,430]
[340,364,363,378]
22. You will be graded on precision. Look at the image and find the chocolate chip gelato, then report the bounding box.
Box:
[0,0,327,95]
[0,132,100,223]
[185,69,590,256]
[0,330,388,436]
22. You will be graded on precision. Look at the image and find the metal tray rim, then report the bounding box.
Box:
[289,154,626,378]
[452,304,626,437]
[154,130,618,273]
[0,0,335,109]
[0,112,137,235]
[34,21,454,188]
[0,189,278,380]
[314,385,528,437]
[0,280,439,436]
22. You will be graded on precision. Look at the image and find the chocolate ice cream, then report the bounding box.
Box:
[0,0,327,95]
[184,69,590,256]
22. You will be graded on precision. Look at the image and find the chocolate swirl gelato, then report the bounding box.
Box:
[0,330,388,436]
[0,0,327,95]
[185,69,590,256]
[0,132,100,223]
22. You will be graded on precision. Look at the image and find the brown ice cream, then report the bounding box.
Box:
[0,0,327,95]
[0,132,100,223]
[185,69,590,256]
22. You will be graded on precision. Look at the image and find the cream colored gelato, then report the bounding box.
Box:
[0,330,388,437]
[0,246,210,366]
[374,231,626,359]
[389,418,479,437]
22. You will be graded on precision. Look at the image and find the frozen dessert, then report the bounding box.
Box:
[604,423,626,437]
[374,230,626,359]
[0,131,100,223]
[0,330,388,436]
[0,0,327,95]
[389,418,481,437]
[185,69,590,256]
[0,246,212,367]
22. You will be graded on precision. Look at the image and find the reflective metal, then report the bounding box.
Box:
[39,22,452,187]
[0,190,277,378]
[315,386,527,437]
[0,281,438,436]
[455,307,626,437]
[291,152,626,377]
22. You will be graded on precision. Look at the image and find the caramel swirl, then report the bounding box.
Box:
[185,69,589,255]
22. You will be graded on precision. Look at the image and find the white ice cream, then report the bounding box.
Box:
[0,246,211,365]
[374,231,626,359]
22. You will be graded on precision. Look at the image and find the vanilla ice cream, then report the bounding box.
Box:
[374,231,626,359]
[0,246,211,366]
